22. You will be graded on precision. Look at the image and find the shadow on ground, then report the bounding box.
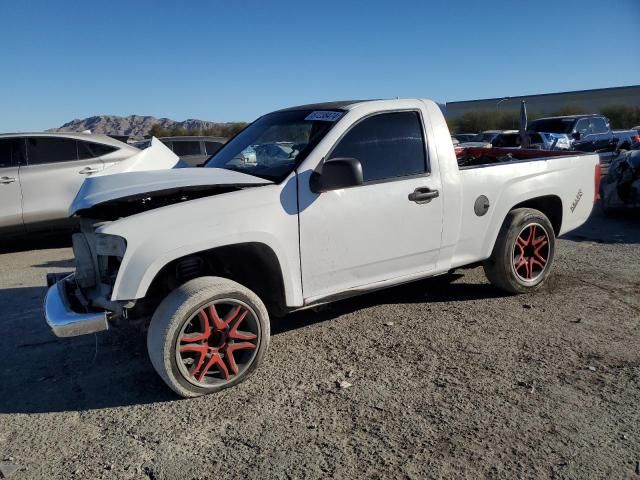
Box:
[563,208,640,245]
[272,274,507,335]
[0,274,506,414]
[31,258,75,269]
[0,233,72,254]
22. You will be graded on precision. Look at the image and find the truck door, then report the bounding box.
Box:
[0,138,25,235]
[20,136,105,230]
[590,117,614,151]
[573,118,594,152]
[298,111,443,302]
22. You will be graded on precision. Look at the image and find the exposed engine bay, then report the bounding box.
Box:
[74,185,243,221]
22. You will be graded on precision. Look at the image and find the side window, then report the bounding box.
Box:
[575,119,589,135]
[172,141,201,156]
[591,118,608,134]
[26,137,78,165]
[329,111,427,182]
[0,139,19,168]
[205,141,223,155]
[77,141,118,159]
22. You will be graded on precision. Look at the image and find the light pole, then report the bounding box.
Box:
[496,97,510,112]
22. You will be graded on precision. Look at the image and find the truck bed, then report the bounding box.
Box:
[447,146,599,271]
[455,146,587,169]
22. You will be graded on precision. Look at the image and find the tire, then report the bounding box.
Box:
[147,276,270,398]
[483,208,555,294]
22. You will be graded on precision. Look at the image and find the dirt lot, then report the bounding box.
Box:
[0,210,638,479]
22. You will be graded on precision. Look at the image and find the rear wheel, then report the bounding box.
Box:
[483,208,555,294]
[147,276,270,397]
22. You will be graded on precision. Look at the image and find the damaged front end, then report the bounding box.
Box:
[601,147,640,212]
[44,167,273,338]
[44,220,130,337]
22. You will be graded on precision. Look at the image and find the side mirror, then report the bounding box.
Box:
[310,157,363,193]
[573,131,581,140]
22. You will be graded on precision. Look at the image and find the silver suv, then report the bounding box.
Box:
[0,133,139,236]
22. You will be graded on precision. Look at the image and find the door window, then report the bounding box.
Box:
[77,141,118,159]
[0,139,25,168]
[575,119,589,135]
[172,141,202,156]
[590,118,608,134]
[26,137,78,164]
[328,112,427,182]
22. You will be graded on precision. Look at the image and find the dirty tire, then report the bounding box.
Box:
[147,276,270,398]
[483,208,555,294]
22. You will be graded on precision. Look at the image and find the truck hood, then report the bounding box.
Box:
[69,168,273,217]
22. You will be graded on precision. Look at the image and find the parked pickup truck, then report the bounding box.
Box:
[527,114,640,153]
[44,99,600,397]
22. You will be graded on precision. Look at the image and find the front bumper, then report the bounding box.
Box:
[44,276,109,338]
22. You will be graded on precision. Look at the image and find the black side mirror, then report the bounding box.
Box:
[310,157,363,193]
[573,131,581,140]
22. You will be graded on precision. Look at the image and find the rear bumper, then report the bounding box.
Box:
[44,276,108,338]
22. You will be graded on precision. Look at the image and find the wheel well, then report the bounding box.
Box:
[512,195,563,236]
[142,243,287,317]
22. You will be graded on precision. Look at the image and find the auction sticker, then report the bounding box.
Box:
[305,111,343,122]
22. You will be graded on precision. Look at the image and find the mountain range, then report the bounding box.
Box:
[48,115,237,138]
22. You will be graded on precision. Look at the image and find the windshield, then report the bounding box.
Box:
[205,109,343,181]
[528,118,575,134]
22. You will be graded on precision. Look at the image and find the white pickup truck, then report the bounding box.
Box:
[44,99,600,397]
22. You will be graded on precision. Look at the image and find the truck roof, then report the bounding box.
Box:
[532,114,605,122]
[276,100,374,112]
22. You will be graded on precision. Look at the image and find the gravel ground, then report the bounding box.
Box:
[0,210,638,479]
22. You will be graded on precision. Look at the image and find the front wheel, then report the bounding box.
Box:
[147,276,270,397]
[483,208,555,294]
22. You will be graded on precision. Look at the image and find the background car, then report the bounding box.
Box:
[600,146,640,214]
[528,114,638,152]
[160,136,228,166]
[0,133,141,236]
[529,132,571,150]
[490,130,520,148]
[452,133,477,143]
[471,130,502,143]
[490,131,572,150]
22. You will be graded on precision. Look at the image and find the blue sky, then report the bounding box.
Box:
[1,0,638,131]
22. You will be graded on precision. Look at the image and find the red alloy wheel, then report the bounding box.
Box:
[511,223,550,283]
[176,300,260,386]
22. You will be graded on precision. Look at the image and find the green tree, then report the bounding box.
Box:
[600,105,640,129]
[551,104,589,116]
[147,122,248,138]
[148,124,169,137]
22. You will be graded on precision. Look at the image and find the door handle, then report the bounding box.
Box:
[79,167,100,175]
[0,176,16,184]
[408,187,439,204]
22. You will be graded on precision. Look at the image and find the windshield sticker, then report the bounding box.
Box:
[305,111,343,122]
